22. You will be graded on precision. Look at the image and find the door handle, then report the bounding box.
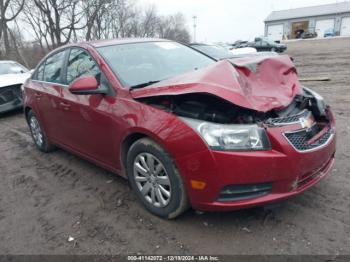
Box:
[59,102,71,111]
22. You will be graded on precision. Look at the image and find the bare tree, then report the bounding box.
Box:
[158,13,190,43]
[3,0,191,65]
[0,0,24,55]
[82,0,112,41]
[110,0,137,38]
[138,4,159,37]
[22,0,85,50]
[8,25,29,67]
[20,0,190,45]
[21,0,50,50]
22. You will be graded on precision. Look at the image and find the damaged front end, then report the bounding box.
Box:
[136,88,333,152]
[0,84,23,113]
[132,55,334,152]
[137,88,329,126]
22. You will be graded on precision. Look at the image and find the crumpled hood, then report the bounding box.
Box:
[0,73,31,88]
[131,55,302,112]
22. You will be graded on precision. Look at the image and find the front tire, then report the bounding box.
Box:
[127,138,189,219]
[27,110,55,152]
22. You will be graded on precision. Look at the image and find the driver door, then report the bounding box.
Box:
[57,47,118,167]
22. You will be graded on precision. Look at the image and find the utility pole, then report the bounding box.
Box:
[192,15,197,42]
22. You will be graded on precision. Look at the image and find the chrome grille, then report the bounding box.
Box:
[267,110,308,125]
[284,127,334,152]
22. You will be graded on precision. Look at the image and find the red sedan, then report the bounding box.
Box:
[23,39,336,218]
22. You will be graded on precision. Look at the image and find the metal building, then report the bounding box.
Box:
[264,2,350,40]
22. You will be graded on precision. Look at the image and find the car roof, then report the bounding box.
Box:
[87,38,171,48]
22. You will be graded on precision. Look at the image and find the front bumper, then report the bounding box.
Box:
[0,85,23,113]
[175,117,336,212]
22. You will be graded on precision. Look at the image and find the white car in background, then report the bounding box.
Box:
[0,60,31,113]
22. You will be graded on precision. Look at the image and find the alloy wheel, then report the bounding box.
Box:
[30,116,43,147]
[133,153,171,208]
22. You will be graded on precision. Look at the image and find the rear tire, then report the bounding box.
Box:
[127,138,190,219]
[27,110,55,152]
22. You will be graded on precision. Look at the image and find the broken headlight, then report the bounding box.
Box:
[303,86,327,116]
[182,118,271,151]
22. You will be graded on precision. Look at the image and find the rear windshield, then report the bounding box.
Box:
[97,41,215,87]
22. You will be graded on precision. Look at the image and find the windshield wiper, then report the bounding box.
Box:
[130,80,161,90]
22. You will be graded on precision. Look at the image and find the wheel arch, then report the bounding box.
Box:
[120,132,148,173]
[24,106,32,121]
[119,129,177,176]
[122,131,190,218]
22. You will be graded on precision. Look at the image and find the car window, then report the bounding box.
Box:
[43,51,66,84]
[35,63,44,81]
[66,48,100,84]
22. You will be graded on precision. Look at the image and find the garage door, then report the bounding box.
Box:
[267,24,284,41]
[341,17,350,36]
[315,19,334,38]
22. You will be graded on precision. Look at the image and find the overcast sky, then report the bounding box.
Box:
[140,0,348,42]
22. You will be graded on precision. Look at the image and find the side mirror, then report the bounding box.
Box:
[69,75,107,95]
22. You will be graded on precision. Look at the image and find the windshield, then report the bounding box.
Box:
[191,44,234,60]
[97,41,215,88]
[0,62,28,75]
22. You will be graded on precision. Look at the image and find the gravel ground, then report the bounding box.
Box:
[0,37,349,255]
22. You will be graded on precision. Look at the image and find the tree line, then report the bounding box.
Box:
[0,0,191,67]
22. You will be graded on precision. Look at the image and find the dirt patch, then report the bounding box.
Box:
[0,38,350,255]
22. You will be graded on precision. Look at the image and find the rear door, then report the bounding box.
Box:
[31,50,68,141]
[56,47,118,166]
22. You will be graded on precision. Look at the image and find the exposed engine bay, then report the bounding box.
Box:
[137,87,330,127]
